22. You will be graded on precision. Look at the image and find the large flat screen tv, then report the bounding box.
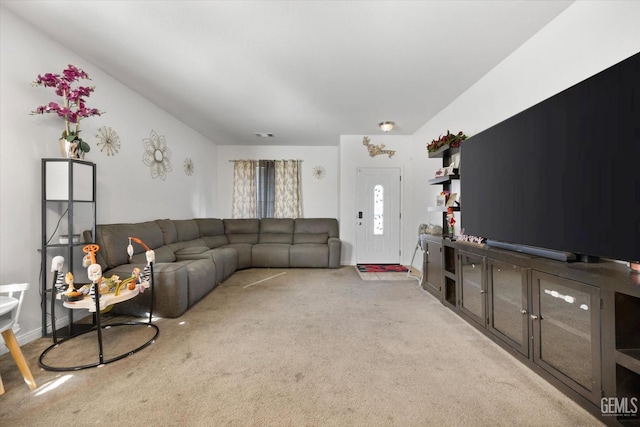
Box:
[461,52,639,263]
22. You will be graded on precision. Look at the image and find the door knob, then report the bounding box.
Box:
[521,309,527,315]
[530,314,539,320]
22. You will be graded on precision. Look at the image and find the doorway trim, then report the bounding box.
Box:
[355,167,403,264]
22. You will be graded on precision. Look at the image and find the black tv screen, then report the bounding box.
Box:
[461,52,639,263]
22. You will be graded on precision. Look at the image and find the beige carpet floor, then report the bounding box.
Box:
[0,267,603,426]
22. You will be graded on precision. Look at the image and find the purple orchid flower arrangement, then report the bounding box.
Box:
[31,64,104,155]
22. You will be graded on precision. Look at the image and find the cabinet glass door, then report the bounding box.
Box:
[458,251,485,326]
[423,240,442,299]
[488,259,529,357]
[532,271,601,404]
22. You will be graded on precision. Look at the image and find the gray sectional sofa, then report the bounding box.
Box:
[92,218,341,318]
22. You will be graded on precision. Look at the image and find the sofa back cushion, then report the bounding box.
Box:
[259,218,294,244]
[293,218,339,244]
[294,233,329,244]
[156,219,178,244]
[195,218,225,236]
[130,245,176,264]
[173,219,200,242]
[195,218,230,248]
[200,235,230,248]
[95,221,166,269]
[223,219,259,244]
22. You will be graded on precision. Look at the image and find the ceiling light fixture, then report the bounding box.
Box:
[379,121,395,132]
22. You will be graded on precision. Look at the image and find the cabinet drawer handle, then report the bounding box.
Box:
[530,314,539,320]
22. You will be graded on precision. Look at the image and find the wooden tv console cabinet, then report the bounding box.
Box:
[421,235,640,426]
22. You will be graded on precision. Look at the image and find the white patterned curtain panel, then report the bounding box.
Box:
[274,160,302,218]
[232,159,302,219]
[231,160,257,218]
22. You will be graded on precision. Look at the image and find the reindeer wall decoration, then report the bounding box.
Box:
[362,136,395,158]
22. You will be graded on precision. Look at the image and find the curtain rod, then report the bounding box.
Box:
[228,159,303,162]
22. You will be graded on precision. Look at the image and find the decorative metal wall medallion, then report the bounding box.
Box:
[312,165,326,180]
[96,126,121,156]
[142,130,172,180]
[184,158,194,176]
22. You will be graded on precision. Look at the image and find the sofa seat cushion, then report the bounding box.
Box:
[252,244,291,268]
[290,244,329,268]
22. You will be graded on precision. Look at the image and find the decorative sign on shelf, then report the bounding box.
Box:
[457,229,487,246]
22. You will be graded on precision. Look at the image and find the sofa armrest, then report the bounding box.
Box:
[105,262,190,318]
[328,237,341,268]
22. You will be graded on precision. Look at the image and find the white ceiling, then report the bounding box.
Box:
[2,0,574,146]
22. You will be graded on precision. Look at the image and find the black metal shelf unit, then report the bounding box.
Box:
[41,158,96,338]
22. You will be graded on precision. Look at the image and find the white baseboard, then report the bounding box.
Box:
[0,315,70,356]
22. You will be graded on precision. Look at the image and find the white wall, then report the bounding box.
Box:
[216,145,339,219]
[0,8,218,348]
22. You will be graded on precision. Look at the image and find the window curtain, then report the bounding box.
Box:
[231,159,302,219]
[274,159,302,218]
[231,160,257,218]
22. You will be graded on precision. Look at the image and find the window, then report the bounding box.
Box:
[374,184,383,235]
[256,160,275,218]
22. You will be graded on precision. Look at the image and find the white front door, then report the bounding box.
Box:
[355,167,401,264]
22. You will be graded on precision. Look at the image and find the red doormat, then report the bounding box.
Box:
[356,264,409,273]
